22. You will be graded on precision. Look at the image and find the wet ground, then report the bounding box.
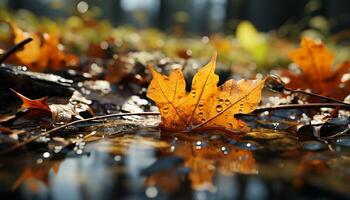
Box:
[1,118,350,200]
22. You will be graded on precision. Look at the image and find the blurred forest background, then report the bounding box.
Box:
[1,0,350,36]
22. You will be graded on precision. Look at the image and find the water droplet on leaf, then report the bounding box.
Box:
[198,104,204,110]
[198,112,203,118]
[163,107,169,114]
[216,105,223,112]
[218,99,224,104]
[192,90,196,97]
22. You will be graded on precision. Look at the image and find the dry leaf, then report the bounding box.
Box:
[10,23,41,67]
[11,89,93,123]
[147,53,265,130]
[8,22,79,71]
[289,37,334,81]
[10,89,50,111]
[282,37,350,100]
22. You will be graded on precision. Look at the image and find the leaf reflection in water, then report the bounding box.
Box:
[90,133,257,193]
[145,133,257,192]
[12,160,61,190]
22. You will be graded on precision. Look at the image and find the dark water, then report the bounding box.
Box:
[1,122,350,200]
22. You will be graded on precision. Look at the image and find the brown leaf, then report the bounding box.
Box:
[11,90,93,123]
[11,89,50,111]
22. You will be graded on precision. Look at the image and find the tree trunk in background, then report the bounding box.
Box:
[325,0,350,33]
[245,0,308,31]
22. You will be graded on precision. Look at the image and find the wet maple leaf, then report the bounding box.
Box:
[147,53,265,130]
[282,37,350,100]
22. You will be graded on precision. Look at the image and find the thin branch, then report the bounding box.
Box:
[0,38,33,64]
[253,103,350,113]
[285,87,350,106]
[266,75,350,106]
[0,112,160,155]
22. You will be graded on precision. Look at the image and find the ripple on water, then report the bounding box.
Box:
[334,137,350,147]
[235,141,258,150]
[302,141,327,151]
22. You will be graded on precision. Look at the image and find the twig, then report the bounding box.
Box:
[253,103,350,113]
[266,75,350,106]
[285,88,350,106]
[0,38,33,64]
[0,112,160,155]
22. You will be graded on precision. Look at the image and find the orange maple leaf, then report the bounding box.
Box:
[8,22,79,71]
[147,53,265,130]
[282,37,350,100]
[289,37,334,81]
[10,23,41,66]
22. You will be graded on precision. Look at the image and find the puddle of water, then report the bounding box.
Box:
[0,128,350,199]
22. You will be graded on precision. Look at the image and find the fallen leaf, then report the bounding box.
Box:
[147,53,265,130]
[282,37,350,100]
[8,22,79,71]
[289,37,334,81]
[10,23,41,67]
[11,89,93,123]
[10,89,50,111]
[236,21,269,64]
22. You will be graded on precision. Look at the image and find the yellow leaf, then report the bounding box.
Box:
[147,53,265,131]
[8,22,79,71]
[236,21,268,64]
[206,79,265,129]
[10,22,41,65]
[147,66,187,128]
[181,52,219,126]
